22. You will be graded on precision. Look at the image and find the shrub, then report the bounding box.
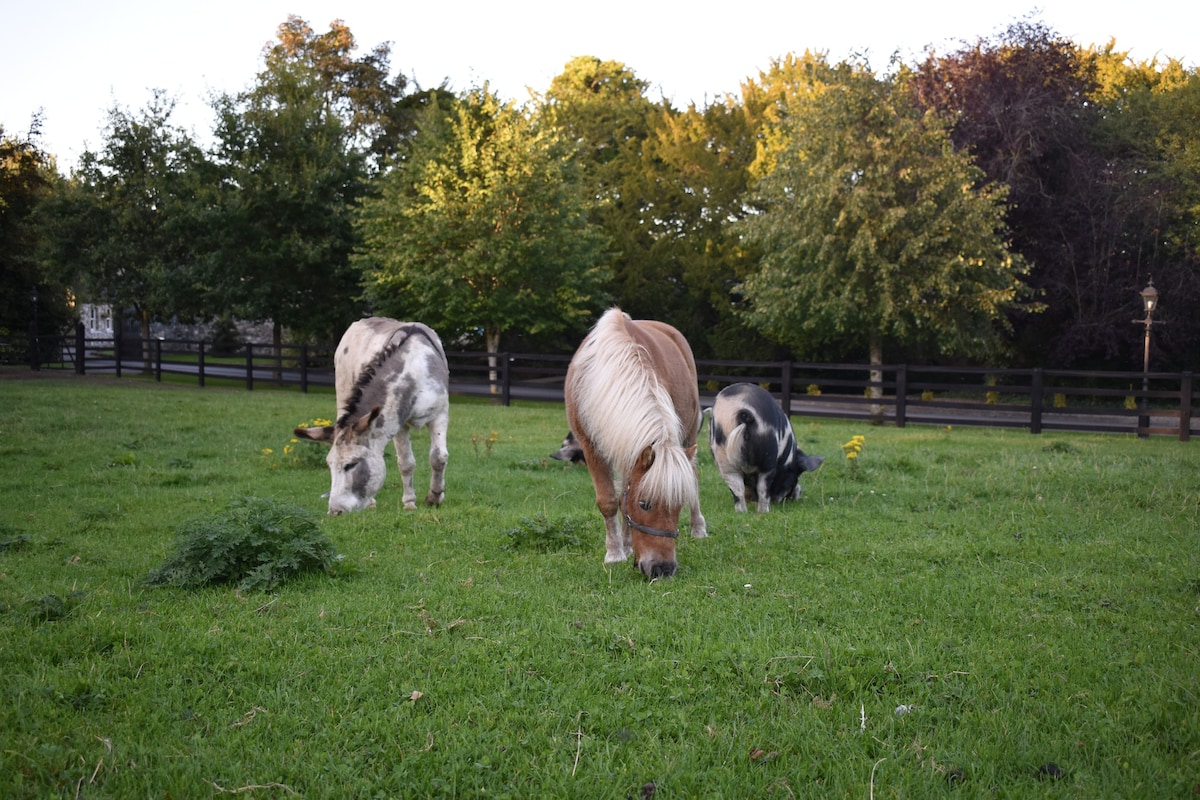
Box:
[501,515,589,551]
[144,497,340,591]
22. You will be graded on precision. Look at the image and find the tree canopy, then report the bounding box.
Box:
[5,15,1199,373]
[738,59,1035,365]
[356,87,609,353]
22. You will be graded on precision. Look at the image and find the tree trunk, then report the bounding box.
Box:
[486,326,501,395]
[139,308,153,374]
[869,331,884,424]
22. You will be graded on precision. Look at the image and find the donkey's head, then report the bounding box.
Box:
[293,406,387,515]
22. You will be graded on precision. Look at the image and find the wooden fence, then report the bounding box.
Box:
[15,324,1197,441]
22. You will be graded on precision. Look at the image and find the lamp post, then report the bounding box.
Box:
[1134,278,1159,437]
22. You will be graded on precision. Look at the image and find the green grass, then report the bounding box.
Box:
[1,373,1197,798]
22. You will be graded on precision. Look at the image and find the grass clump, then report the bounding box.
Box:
[502,514,590,551]
[144,496,340,591]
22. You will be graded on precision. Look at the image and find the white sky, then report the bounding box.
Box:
[5,1,1197,172]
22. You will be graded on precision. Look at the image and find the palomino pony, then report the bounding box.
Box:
[293,318,449,515]
[565,308,707,578]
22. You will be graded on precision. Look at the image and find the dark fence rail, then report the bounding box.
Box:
[9,324,1195,441]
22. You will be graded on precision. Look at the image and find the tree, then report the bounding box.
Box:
[1084,47,1200,370]
[626,98,773,358]
[540,58,661,328]
[206,19,379,350]
[37,93,203,364]
[906,22,1200,369]
[0,119,72,359]
[263,15,416,171]
[356,86,609,363]
[738,59,1034,396]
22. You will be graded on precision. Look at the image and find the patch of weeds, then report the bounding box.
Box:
[144,496,342,591]
[23,592,84,623]
[0,526,31,551]
[502,515,589,551]
[167,457,194,469]
[470,430,499,458]
[107,452,137,467]
[509,458,565,471]
[1042,441,1079,454]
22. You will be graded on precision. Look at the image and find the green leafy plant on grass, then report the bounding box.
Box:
[144,496,341,591]
[502,515,589,551]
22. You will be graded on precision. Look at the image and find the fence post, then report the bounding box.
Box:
[75,322,85,375]
[501,354,511,406]
[197,341,206,387]
[780,362,793,417]
[1180,372,1193,443]
[155,339,162,382]
[245,343,254,391]
[300,343,309,394]
[114,328,122,378]
[1030,368,1044,434]
[894,364,908,428]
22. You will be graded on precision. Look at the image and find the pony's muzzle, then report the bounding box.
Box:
[639,557,677,580]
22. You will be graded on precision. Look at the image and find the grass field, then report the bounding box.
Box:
[1,372,1197,798]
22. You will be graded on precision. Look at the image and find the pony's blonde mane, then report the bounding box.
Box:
[568,309,698,509]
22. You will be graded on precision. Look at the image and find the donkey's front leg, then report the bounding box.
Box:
[392,428,418,510]
[425,410,449,507]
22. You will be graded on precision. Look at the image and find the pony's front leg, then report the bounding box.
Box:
[392,428,418,510]
[689,463,708,537]
[425,410,449,506]
[582,453,629,563]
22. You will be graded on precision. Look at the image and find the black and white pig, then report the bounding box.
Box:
[708,383,823,513]
[549,430,586,463]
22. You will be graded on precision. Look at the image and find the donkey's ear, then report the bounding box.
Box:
[351,406,383,435]
[294,425,334,443]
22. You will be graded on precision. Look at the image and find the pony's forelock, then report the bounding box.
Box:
[638,443,700,509]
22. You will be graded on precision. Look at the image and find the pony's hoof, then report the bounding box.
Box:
[425,491,444,506]
[403,501,418,511]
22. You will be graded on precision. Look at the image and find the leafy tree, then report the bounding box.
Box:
[540,58,661,328]
[36,93,203,363]
[628,98,774,358]
[738,60,1034,383]
[356,86,609,357]
[0,119,72,357]
[1085,47,1200,370]
[206,21,373,349]
[264,15,416,171]
[906,22,1200,370]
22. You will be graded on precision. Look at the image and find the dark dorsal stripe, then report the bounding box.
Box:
[337,324,445,428]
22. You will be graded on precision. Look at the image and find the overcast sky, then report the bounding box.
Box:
[5,0,1196,171]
